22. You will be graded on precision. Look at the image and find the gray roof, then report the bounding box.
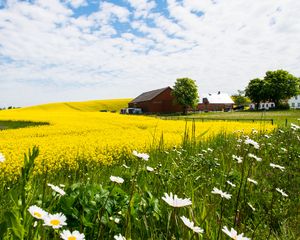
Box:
[130,87,170,103]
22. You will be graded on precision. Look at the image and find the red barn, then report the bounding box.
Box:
[128,87,182,113]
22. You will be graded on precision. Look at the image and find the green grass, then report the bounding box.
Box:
[161,110,300,127]
[0,124,299,239]
[0,120,49,130]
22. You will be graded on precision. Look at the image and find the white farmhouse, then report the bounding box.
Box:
[288,95,300,109]
[249,102,275,110]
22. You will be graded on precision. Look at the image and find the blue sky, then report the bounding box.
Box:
[0,0,299,107]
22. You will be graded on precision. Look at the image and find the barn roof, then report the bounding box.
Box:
[199,92,234,104]
[130,87,170,103]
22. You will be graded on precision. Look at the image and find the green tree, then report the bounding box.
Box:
[172,77,199,115]
[263,70,300,106]
[245,78,266,110]
[231,90,251,108]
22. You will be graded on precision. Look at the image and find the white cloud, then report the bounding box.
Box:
[0,0,299,107]
[127,0,156,18]
[65,0,88,8]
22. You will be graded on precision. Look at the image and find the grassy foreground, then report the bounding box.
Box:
[0,123,299,239]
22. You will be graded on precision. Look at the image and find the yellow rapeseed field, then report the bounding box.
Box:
[0,99,275,180]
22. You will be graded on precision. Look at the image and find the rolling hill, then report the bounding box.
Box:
[19,99,132,112]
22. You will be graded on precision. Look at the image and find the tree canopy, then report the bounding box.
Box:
[231,90,251,107]
[172,78,199,114]
[245,70,300,109]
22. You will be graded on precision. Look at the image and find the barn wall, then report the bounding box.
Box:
[128,88,182,113]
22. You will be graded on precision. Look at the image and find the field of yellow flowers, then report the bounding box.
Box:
[0,100,275,181]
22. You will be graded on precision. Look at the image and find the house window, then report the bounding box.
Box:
[298,103,300,108]
[261,103,264,108]
[295,96,298,100]
[292,103,295,107]
[270,103,274,107]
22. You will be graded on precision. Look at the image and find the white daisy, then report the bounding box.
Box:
[43,213,67,229]
[180,216,204,233]
[110,176,124,184]
[114,233,126,240]
[226,181,236,188]
[122,164,130,169]
[276,188,288,197]
[222,226,250,240]
[248,153,262,162]
[270,163,285,171]
[28,205,48,220]
[0,153,5,163]
[47,183,66,196]
[245,138,260,149]
[247,202,256,211]
[232,155,243,163]
[247,178,258,185]
[60,230,85,240]
[132,150,149,161]
[291,123,300,130]
[211,187,232,199]
[162,192,192,207]
[146,166,154,172]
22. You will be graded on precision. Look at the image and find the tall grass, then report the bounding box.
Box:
[0,123,299,239]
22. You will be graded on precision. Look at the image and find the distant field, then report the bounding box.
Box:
[164,110,300,127]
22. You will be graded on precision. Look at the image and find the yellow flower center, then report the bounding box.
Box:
[50,219,60,226]
[68,236,76,240]
[34,212,42,218]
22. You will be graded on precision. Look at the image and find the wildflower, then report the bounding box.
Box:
[280,147,287,152]
[211,187,232,199]
[110,176,124,184]
[122,164,130,169]
[222,226,250,240]
[47,184,66,196]
[207,148,213,152]
[28,205,48,220]
[278,129,284,133]
[43,213,67,229]
[146,166,154,172]
[247,202,256,211]
[245,138,260,149]
[114,234,126,240]
[270,163,285,171]
[291,123,300,130]
[264,134,270,139]
[276,188,288,197]
[114,218,120,224]
[247,178,258,185]
[60,230,85,240]
[133,150,149,161]
[180,216,204,233]
[0,153,5,163]
[226,180,236,188]
[248,153,262,162]
[232,155,243,163]
[162,192,192,207]
[252,129,258,134]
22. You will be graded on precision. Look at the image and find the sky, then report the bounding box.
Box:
[0,0,299,107]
